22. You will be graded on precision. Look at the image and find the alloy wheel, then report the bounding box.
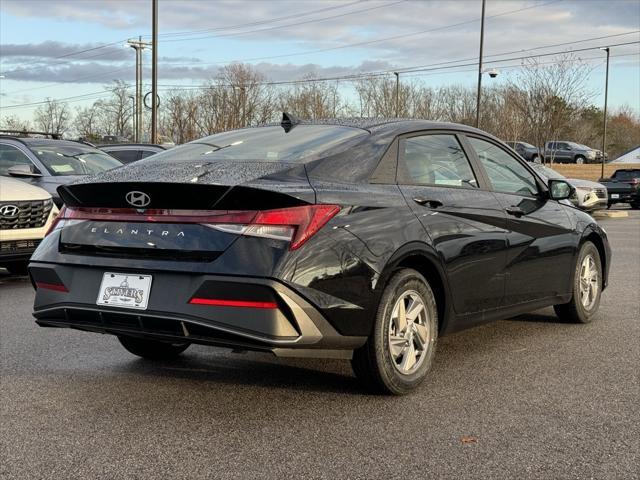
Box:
[579,254,599,311]
[387,290,434,375]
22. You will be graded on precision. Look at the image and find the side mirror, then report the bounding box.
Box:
[548,179,574,200]
[8,164,42,178]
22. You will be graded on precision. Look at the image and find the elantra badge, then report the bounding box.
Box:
[125,191,151,207]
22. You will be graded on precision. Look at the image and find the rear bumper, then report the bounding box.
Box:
[607,191,639,204]
[30,262,366,359]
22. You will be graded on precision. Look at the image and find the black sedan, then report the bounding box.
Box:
[29,116,611,395]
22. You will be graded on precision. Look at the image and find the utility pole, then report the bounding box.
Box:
[475,0,486,128]
[601,47,610,179]
[128,95,136,138]
[394,72,400,118]
[127,37,150,142]
[151,0,158,144]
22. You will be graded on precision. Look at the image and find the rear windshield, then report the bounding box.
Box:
[613,170,640,180]
[148,125,367,163]
[32,144,122,176]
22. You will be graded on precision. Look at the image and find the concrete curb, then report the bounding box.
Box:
[592,210,629,218]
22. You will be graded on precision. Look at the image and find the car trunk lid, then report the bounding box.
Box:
[55,160,322,260]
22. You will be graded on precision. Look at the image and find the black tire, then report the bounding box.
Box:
[352,269,438,395]
[630,202,640,210]
[531,154,539,163]
[3,261,29,276]
[553,242,602,324]
[574,155,585,164]
[118,335,190,360]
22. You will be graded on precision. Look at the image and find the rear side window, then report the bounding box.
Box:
[0,144,34,176]
[139,150,159,159]
[400,134,478,188]
[105,149,140,164]
[468,137,538,196]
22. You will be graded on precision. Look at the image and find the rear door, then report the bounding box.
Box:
[397,132,508,314]
[465,135,575,304]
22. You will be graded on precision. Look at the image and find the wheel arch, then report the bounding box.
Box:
[581,229,608,289]
[378,242,452,334]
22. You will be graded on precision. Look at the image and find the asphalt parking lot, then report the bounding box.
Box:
[1,210,638,480]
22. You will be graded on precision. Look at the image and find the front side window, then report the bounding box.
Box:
[468,137,538,196]
[400,134,478,188]
[0,144,34,176]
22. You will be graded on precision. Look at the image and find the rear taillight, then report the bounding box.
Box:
[56,205,340,250]
[44,206,66,237]
[207,204,340,250]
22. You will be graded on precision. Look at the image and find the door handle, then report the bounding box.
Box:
[413,197,443,208]
[505,206,524,217]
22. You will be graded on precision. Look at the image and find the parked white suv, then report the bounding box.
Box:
[1,177,58,275]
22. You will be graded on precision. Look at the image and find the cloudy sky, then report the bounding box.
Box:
[1,0,639,121]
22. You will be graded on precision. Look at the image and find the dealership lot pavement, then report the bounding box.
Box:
[1,211,638,479]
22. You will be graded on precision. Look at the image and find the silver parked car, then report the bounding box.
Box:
[531,163,607,211]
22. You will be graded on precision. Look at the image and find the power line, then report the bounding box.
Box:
[1,0,571,97]
[155,0,408,43]
[0,40,130,75]
[162,0,563,65]
[4,51,637,112]
[154,40,640,89]
[0,1,366,75]
[155,0,365,38]
[3,41,637,110]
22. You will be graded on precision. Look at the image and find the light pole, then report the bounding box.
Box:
[475,0,486,128]
[127,37,150,142]
[394,72,400,118]
[151,0,158,144]
[600,47,610,179]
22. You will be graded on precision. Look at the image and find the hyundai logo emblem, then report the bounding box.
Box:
[125,191,151,208]
[0,204,20,217]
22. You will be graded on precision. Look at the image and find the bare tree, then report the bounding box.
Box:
[508,55,594,162]
[1,114,32,132]
[34,98,70,135]
[279,76,341,119]
[73,104,101,141]
[95,80,133,139]
[160,89,200,143]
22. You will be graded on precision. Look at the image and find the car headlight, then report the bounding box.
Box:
[586,151,596,159]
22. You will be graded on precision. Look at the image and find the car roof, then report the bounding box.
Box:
[263,117,491,138]
[0,136,93,148]
[96,143,167,150]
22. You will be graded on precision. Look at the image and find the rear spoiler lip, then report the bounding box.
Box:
[57,181,316,210]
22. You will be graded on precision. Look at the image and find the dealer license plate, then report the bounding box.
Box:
[611,194,619,199]
[96,272,152,310]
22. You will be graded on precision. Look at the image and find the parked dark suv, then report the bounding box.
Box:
[0,137,122,207]
[29,117,610,395]
[543,141,602,164]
